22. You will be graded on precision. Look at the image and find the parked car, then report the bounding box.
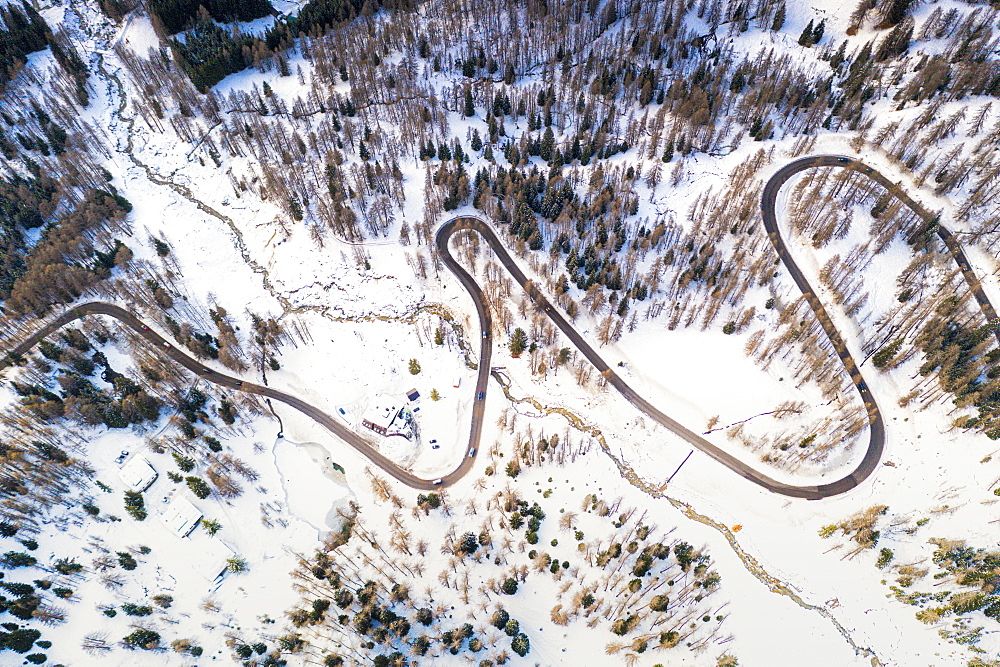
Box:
[115,450,129,464]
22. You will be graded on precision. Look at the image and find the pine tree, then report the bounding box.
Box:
[463,87,475,117]
[123,491,147,521]
[812,19,826,45]
[201,518,222,535]
[509,328,528,357]
[409,359,421,374]
[491,608,510,628]
[771,2,786,31]
[880,0,913,28]
[798,19,815,46]
[662,140,674,162]
[830,40,848,68]
[123,629,160,650]
[539,127,555,161]
[186,476,211,499]
[511,633,530,657]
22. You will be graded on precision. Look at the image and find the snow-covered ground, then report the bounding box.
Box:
[5,0,1000,665]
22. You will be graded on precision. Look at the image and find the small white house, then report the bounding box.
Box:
[189,538,235,583]
[361,398,401,436]
[161,496,203,537]
[119,458,158,492]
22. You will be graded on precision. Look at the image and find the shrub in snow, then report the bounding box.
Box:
[334,588,354,609]
[277,633,304,652]
[0,627,40,653]
[2,582,35,596]
[122,603,153,616]
[501,578,518,595]
[611,614,639,635]
[458,532,479,555]
[117,552,137,570]
[122,629,160,650]
[226,556,248,573]
[1,552,36,568]
[53,558,82,575]
[511,632,530,657]
[201,519,222,535]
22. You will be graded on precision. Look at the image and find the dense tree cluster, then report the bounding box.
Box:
[0,2,49,89]
[917,299,1000,438]
[3,189,132,316]
[150,0,273,35]
[169,0,413,90]
[0,173,56,297]
[173,20,257,92]
[15,329,161,427]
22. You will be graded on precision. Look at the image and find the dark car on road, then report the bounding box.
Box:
[477,391,485,399]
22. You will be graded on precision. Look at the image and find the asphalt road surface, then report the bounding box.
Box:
[0,303,466,490]
[2,156,995,498]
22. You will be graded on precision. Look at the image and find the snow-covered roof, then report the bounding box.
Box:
[362,398,401,430]
[187,538,235,583]
[161,496,203,537]
[119,458,158,492]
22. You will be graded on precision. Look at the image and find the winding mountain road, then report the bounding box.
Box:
[2,156,994,498]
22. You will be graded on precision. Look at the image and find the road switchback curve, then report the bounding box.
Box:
[1,156,993,498]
